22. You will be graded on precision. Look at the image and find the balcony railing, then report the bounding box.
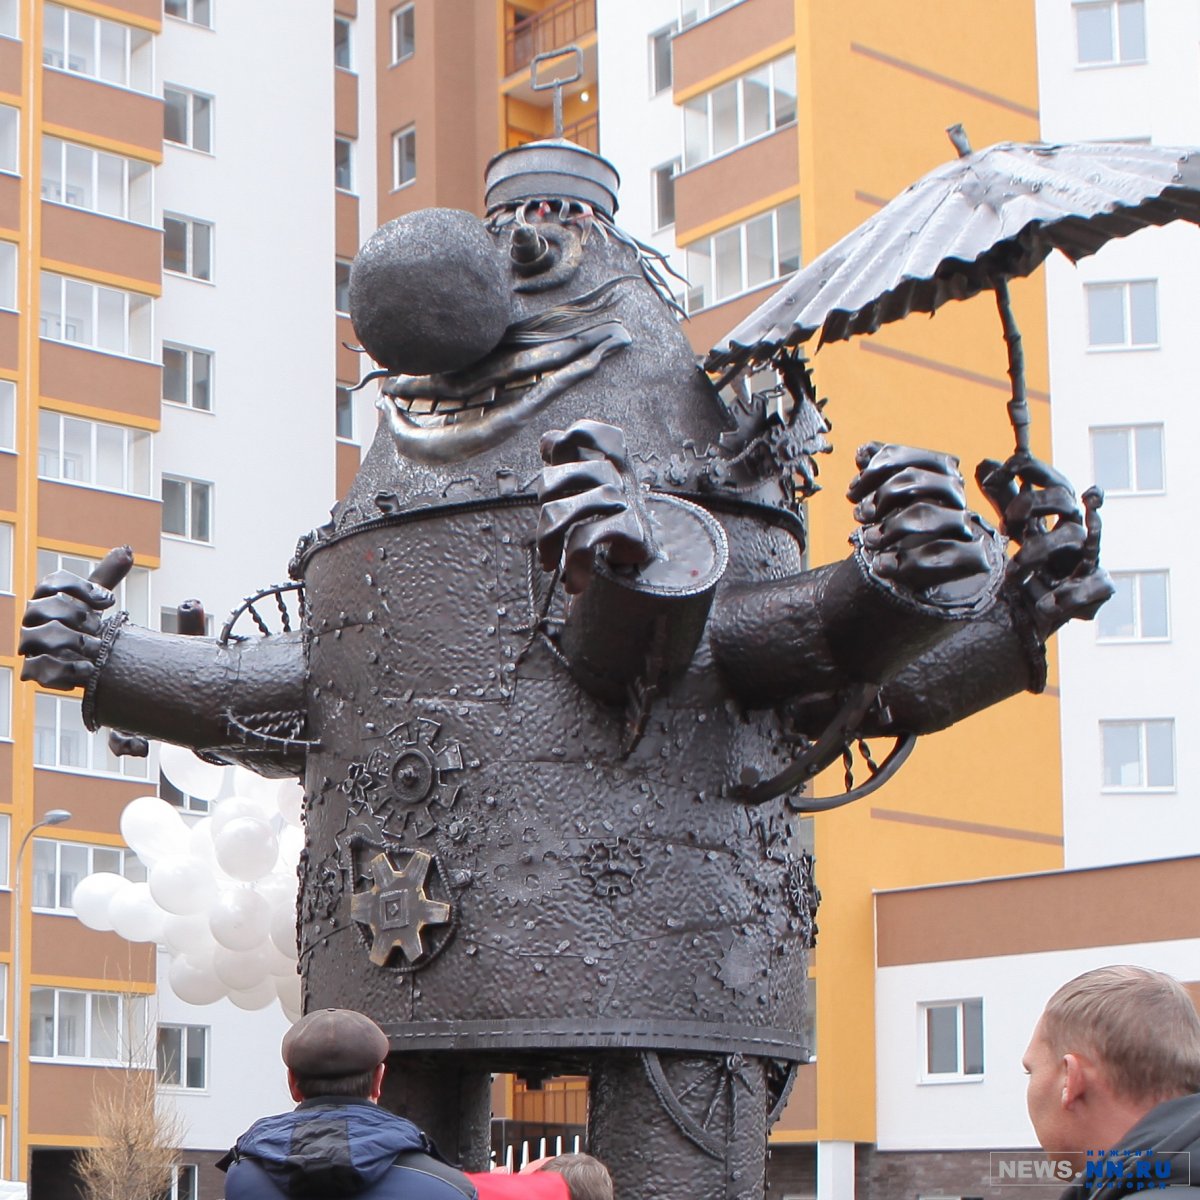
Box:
[505,0,596,77]
[561,114,598,152]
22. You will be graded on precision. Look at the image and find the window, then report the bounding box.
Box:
[0,240,13,310]
[33,839,143,913]
[158,765,210,812]
[0,378,13,450]
[334,16,352,69]
[165,1165,199,1200]
[37,550,151,627]
[163,214,213,281]
[0,965,8,1037]
[1097,570,1168,641]
[1086,280,1157,348]
[41,136,153,225]
[650,24,675,95]
[34,693,149,778]
[921,999,983,1080]
[683,55,797,170]
[163,343,213,411]
[42,4,152,91]
[37,410,153,495]
[165,0,212,27]
[1090,424,1164,494]
[0,667,10,739]
[157,1024,208,1089]
[335,137,354,191]
[164,86,213,153]
[30,987,147,1063]
[1075,0,1145,65]
[162,475,212,543]
[0,815,9,886]
[39,271,153,359]
[392,126,416,189]
[391,3,414,63]
[335,260,352,314]
[0,104,16,174]
[1102,719,1174,790]
[158,609,213,638]
[336,386,354,441]
[680,0,741,26]
[652,159,678,231]
[685,201,800,313]
[0,0,15,40]
[0,522,12,592]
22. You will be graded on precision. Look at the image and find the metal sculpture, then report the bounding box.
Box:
[20,137,1117,1199]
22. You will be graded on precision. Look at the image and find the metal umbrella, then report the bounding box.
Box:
[706,129,1200,452]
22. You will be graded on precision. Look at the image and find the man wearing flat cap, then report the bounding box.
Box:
[217,1009,478,1199]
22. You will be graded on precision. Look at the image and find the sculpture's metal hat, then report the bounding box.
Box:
[484,139,621,218]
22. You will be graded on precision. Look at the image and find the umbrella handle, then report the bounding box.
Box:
[994,279,1031,456]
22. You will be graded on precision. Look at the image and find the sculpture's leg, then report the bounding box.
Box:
[379,1053,493,1170]
[590,1051,773,1200]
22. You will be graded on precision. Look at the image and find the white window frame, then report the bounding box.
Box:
[0,815,9,886]
[679,0,741,27]
[651,159,679,232]
[163,85,213,153]
[34,692,150,779]
[162,342,213,411]
[32,837,143,914]
[0,378,13,451]
[682,53,796,170]
[336,385,354,442]
[649,23,676,96]
[166,1165,199,1200]
[164,0,212,28]
[391,3,414,64]
[1097,570,1169,643]
[37,409,153,497]
[37,549,151,627]
[0,104,17,175]
[1100,718,1175,792]
[163,213,213,282]
[157,1024,208,1090]
[1085,280,1158,349]
[41,135,153,225]
[684,200,800,314]
[334,15,352,70]
[0,240,14,311]
[39,270,153,360]
[1089,423,1165,495]
[42,3,153,93]
[1074,0,1146,67]
[161,474,213,544]
[0,522,12,593]
[335,259,352,315]
[392,125,416,190]
[335,137,354,192]
[0,665,11,741]
[29,987,148,1065]
[919,999,984,1083]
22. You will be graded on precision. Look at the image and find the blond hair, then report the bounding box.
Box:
[539,1153,614,1200]
[1040,965,1200,1103]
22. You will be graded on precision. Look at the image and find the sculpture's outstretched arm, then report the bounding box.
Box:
[20,547,308,777]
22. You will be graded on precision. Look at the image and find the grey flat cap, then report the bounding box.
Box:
[281,1008,389,1077]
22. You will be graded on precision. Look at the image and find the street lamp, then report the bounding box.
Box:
[9,809,71,1183]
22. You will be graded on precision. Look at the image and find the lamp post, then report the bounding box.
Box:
[9,809,71,1183]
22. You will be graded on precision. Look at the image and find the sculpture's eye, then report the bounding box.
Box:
[510,224,556,275]
[508,221,582,292]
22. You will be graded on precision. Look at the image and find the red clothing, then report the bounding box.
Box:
[466,1172,569,1200]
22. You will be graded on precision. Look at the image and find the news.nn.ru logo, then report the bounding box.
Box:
[989,1150,1190,1189]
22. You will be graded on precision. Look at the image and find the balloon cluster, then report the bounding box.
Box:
[70,744,304,1021]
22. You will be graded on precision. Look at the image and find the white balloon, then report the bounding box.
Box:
[231,766,286,807]
[214,817,279,882]
[228,979,278,1011]
[149,856,217,916]
[168,953,227,1006]
[275,971,301,1013]
[160,743,226,802]
[269,896,297,957]
[120,796,189,865]
[276,780,304,828]
[209,887,270,951]
[212,944,270,991]
[266,941,297,976]
[256,872,297,910]
[161,913,215,959]
[211,795,275,835]
[278,826,305,871]
[71,873,131,932]
[108,881,166,944]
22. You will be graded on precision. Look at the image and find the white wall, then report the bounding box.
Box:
[876,938,1200,1151]
[1035,0,1200,868]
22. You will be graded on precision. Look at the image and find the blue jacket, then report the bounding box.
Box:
[218,1097,477,1200]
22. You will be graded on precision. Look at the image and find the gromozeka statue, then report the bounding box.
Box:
[18,137,1111,1199]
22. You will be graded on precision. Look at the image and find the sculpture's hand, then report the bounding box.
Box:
[20,545,134,690]
[976,453,1114,637]
[847,443,992,592]
[537,420,656,594]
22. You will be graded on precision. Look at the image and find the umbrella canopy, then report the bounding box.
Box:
[706,139,1200,374]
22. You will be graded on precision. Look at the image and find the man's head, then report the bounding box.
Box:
[1024,966,1200,1167]
[535,1153,613,1200]
[282,1008,390,1102]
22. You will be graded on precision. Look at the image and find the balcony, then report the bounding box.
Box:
[506,0,596,77]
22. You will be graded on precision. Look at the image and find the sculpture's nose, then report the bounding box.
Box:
[350,208,514,377]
